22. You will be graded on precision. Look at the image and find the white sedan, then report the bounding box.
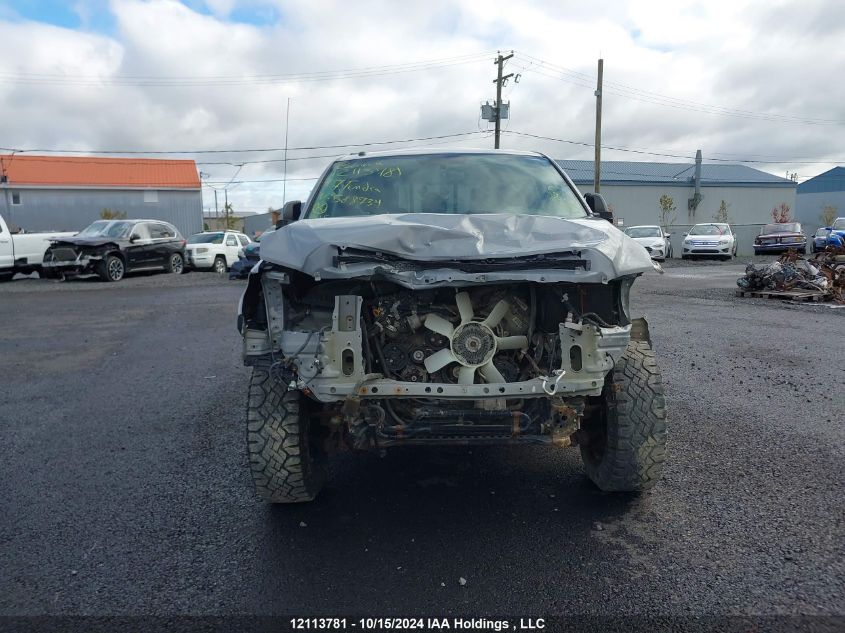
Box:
[681,223,737,260]
[624,225,672,261]
[185,230,252,273]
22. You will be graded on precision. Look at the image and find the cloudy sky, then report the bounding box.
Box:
[0,0,843,216]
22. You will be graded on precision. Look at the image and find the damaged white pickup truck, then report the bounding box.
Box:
[238,150,667,503]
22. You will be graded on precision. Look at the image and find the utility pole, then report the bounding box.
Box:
[493,51,514,149]
[224,189,229,229]
[214,189,219,222]
[282,97,290,205]
[594,58,603,193]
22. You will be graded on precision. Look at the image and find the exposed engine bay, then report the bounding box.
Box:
[241,270,639,447]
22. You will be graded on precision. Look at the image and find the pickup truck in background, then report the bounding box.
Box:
[0,214,77,281]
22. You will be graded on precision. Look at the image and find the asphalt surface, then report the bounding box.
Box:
[0,263,843,620]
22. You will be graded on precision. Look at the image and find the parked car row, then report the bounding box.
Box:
[623,219,845,261]
[2,212,258,283]
[5,211,844,283]
[625,222,737,261]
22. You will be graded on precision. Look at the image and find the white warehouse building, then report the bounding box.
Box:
[556,156,797,256]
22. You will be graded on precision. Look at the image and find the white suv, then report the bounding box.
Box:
[185,230,251,272]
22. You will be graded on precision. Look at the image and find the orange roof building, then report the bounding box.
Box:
[0,155,200,189]
[1,154,203,234]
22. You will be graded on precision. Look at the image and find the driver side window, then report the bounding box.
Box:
[133,223,152,241]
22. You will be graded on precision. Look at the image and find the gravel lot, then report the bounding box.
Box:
[0,263,842,622]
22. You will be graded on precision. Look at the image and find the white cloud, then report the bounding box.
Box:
[0,0,843,214]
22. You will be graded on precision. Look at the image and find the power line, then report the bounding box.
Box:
[0,131,488,156]
[515,52,844,126]
[3,129,839,175]
[502,130,845,165]
[0,52,495,87]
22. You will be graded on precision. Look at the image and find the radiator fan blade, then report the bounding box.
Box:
[424,348,456,373]
[455,291,474,324]
[423,313,454,338]
[457,366,476,385]
[479,362,506,384]
[482,299,510,328]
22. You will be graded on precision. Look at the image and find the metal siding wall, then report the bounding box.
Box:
[574,184,796,227]
[795,191,845,228]
[2,188,203,236]
[242,212,276,238]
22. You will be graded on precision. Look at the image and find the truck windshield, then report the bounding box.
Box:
[78,221,133,238]
[306,153,587,219]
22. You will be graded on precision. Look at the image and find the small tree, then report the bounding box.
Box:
[714,200,731,223]
[223,203,239,230]
[658,194,677,229]
[100,208,127,220]
[821,205,837,227]
[771,203,792,223]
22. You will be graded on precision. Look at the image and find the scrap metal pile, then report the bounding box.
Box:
[737,251,845,303]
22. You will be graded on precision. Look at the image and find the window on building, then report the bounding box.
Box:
[143,190,159,203]
[11,191,21,205]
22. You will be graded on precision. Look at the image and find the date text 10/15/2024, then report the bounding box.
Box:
[290,618,546,630]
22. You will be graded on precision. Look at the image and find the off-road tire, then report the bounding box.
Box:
[213,256,227,274]
[580,340,667,492]
[99,255,125,282]
[246,361,326,503]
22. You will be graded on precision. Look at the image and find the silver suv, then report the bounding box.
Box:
[238,150,668,502]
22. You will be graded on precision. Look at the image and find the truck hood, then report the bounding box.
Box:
[259,213,657,286]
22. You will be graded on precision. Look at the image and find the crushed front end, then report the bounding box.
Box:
[239,214,651,450]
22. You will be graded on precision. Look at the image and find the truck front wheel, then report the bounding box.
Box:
[246,361,326,503]
[579,340,668,492]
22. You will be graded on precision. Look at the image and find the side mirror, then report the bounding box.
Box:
[665,233,672,238]
[583,193,613,222]
[279,200,302,227]
[129,233,140,243]
[683,233,689,237]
